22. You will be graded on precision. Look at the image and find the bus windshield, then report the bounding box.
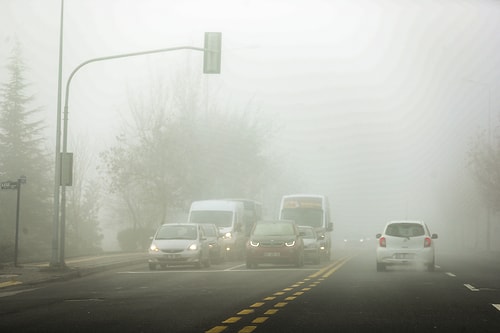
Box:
[280,208,324,228]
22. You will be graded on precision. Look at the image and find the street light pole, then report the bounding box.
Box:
[465,78,493,252]
[51,0,65,268]
[58,34,221,265]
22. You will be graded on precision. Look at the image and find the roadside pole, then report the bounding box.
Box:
[1,176,26,266]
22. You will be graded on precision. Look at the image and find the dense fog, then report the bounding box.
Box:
[1,0,499,257]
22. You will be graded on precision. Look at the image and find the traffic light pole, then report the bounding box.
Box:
[57,34,221,267]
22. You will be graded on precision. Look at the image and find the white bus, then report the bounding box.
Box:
[279,194,333,260]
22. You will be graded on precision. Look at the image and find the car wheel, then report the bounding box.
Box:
[313,255,320,265]
[194,254,202,269]
[376,262,385,272]
[219,251,226,263]
[148,263,157,271]
[204,255,211,268]
[296,253,305,268]
[246,261,256,269]
[427,260,435,272]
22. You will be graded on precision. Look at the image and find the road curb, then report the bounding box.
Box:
[1,256,147,289]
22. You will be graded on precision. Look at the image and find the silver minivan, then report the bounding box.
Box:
[148,223,211,270]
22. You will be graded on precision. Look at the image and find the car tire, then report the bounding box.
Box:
[148,263,157,271]
[296,253,305,268]
[376,262,385,272]
[194,254,202,269]
[203,256,211,268]
[427,260,435,272]
[313,255,320,265]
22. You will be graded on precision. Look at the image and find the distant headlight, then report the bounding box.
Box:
[150,244,159,252]
[223,232,232,239]
[188,243,198,251]
[249,240,260,247]
[285,240,296,247]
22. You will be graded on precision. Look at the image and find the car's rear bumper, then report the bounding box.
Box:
[376,247,434,265]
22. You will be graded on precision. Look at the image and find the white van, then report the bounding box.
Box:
[188,200,245,260]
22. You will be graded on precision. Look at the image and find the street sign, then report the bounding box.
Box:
[1,181,17,190]
[203,32,221,74]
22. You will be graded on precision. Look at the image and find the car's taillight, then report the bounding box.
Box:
[379,237,386,248]
[424,237,432,248]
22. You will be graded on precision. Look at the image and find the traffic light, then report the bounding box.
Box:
[203,32,221,74]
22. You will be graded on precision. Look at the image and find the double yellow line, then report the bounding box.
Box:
[206,256,354,333]
[308,256,352,279]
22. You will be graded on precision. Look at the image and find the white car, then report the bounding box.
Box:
[376,220,438,272]
[148,223,211,270]
[299,226,321,264]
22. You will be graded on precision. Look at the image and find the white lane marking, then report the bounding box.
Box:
[492,304,500,312]
[0,288,39,298]
[118,267,319,274]
[446,272,456,277]
[225,264,246,271]
[464,284,479,292]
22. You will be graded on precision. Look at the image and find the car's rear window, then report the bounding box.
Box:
[385,223,425,237]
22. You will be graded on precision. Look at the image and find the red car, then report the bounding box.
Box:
[246,220,305,268]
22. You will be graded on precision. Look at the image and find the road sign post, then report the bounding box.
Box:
[2,176,26,266]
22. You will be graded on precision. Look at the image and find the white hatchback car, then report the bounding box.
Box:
[376,220,438,272]
[148,223,211,270]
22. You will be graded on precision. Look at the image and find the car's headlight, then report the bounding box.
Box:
[223,232,232,239]
[150,244,159,252]
[188,243,198,251]
[249,240,260,247]
[285,240,296,247]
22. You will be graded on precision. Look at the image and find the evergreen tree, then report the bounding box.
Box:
[0,41,52,262]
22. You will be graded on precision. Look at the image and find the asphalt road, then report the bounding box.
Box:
[1,248,500,333]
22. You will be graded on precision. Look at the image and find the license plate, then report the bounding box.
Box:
[395,253,414,259]
[165,254,179,259]
[264,252,280,257]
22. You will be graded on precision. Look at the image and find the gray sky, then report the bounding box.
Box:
[1,0,500,240]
